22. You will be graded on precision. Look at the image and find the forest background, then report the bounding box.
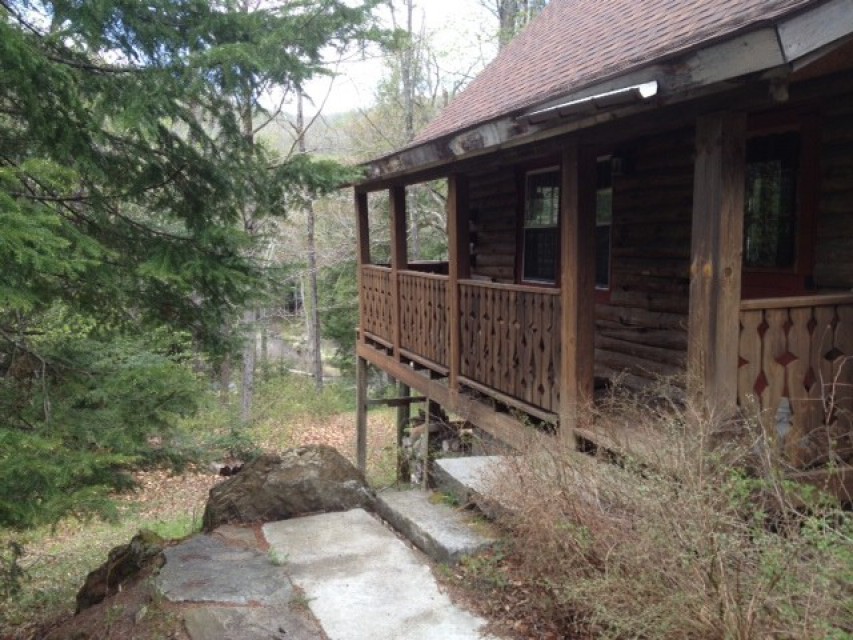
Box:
[0,0,546,534]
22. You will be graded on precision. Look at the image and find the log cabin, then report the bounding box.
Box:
[351,0,853,484]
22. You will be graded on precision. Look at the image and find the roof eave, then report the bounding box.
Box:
[355,0,853,189]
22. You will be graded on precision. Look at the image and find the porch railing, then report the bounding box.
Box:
[359,265,562,415]
[399,271,449,368]
[360,265,393,345]
[738,293,853,465]
[459,280,561,413]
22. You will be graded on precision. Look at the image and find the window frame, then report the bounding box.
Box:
[594,155,614,300]
[517,163,562,286]
[741,109,820,299]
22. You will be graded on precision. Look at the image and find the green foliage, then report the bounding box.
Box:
[0,310,204,530]
[318,260,360,372]
[0,0,380,529]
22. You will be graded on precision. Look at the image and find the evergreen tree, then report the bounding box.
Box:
[0,0,377,528]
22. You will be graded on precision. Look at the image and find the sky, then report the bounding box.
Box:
[300,0,498,114]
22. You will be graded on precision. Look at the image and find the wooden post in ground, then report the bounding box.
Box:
[356,356,369,474]
[688,112,746,416]
[558,142,596,446]
[396,381,411,481]
[447,174,470,396]
[389,185,407,360]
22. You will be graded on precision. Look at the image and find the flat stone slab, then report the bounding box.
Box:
[376,490,496,563]
[264,509,496,640]
[157,534,293,605]
[182,605,323,640]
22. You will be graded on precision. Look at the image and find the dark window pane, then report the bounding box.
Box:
[523,228,558,282]
[595,225,611,288]
[744,132,799,268]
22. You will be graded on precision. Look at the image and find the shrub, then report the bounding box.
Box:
[486,389,853,639]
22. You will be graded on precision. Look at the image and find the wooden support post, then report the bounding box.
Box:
[447,174,470,395]
[356,355,369,474]
[389,185,407,359]
[688,112,746,416]
[559,142,596,445]
[355,190,370,345]
[396,382,411,481]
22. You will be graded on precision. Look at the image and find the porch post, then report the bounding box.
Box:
[356,355,368,473]
[559,143,596,444]
[688,112,746,415]
[447,174,470,395]
[389,185,408,360]
[354,190,370,346]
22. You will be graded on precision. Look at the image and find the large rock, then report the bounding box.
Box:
[75,530,165,613]
[202,445,375,530]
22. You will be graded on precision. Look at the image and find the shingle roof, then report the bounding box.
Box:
[413,0,817,145]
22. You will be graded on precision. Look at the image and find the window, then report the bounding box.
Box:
[744,132,800,269]
[595,158,613,289]
[522,168,560,283]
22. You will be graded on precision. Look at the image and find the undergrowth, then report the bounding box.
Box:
[484,389,853,640]
[0,371,393,636]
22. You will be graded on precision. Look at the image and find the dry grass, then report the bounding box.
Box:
[481,391,853,640]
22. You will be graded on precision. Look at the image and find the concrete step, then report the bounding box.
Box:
[263,509,498,640]
[375,489,496,564]
[433,456,512,517]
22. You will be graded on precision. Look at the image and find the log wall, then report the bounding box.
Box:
[596,129,693,386]
[468,167,517,282]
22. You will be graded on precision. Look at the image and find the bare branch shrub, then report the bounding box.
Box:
[482,380,853,639]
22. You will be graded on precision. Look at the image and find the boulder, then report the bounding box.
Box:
[75,530,165,613]
[202,445,375,530]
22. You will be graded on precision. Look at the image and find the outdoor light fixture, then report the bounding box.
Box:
[520,80,659,125]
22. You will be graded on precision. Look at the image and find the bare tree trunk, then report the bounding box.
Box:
[219,357,231,405]
[240,308,256,425]
[497,0,519,49]
[297,91,324,391]
[240,77,256,424]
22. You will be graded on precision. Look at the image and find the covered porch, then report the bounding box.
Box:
[351,34,853,487]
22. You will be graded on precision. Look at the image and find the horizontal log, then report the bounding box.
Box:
[471,253,515,268]
[472,266,514,281]
[614,272,690,294]
[598,326,688,350]
[613,247,691,260]
[596,334,687,368]
[611,257,689,279]
[609,289,690,314]
[472,242,515,256]
[596,304,687,330]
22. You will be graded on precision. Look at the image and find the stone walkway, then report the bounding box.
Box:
[155,483,502,640]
